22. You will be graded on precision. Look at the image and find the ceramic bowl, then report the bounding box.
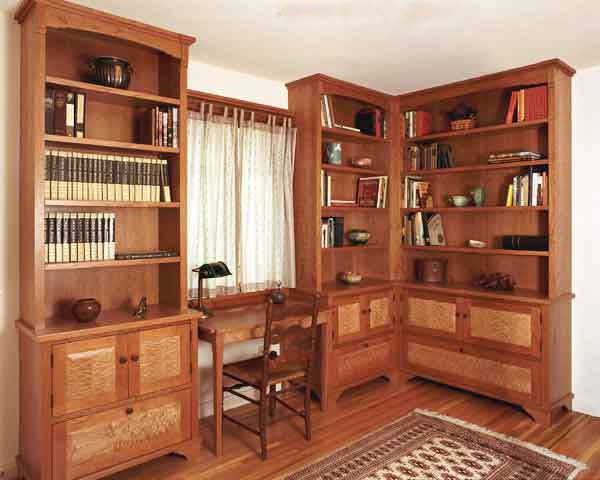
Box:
[72,298,101,323]
[347,229,371,245]
[451,195,470,207]
[351,157,373,169]
[338,272,363,285]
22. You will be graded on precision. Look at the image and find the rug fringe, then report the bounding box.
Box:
[414,409,587,479]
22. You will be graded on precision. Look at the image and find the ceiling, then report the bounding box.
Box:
[4,0,600,94]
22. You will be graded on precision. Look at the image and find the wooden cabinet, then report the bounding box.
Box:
[334,337,393,389]
[404,294,461,338]
[52,390,191,480]
[366,291,394,335]
[52,336,129,417]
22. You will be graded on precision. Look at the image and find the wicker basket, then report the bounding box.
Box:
[450,118,477,131]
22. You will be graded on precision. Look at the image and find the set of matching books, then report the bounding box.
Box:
[45,212,115,264]
[403,177,433,208]
[44,149,172,203]
[141,106,179,148]
[403,110,432,139]
[505,85,548,124]
[405,143,455,170]
[321,217,344,248]
[45,88,86,137]
[505,167,548,207]
[402,212,446,246]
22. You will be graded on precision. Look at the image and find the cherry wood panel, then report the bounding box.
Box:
[331,296,363,345]
[404,293,459,338]
[333,336,393,389]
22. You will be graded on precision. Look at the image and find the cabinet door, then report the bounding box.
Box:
[333,296,365,345]
[367,291,394,335]
[464,301,542,357]
[129,324,191,396]
[404,293,460,339]
[53,389,191,480]
[52,336,129,417]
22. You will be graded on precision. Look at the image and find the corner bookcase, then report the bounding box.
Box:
[16,1,200,479]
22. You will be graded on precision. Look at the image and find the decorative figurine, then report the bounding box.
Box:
[133,296,148,318]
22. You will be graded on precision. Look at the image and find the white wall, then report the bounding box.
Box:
[572,66,600,417]
[0,8,20,475]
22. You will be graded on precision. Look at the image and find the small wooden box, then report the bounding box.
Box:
[415,258,447,283]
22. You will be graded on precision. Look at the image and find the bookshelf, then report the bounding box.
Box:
[16,1,200,478]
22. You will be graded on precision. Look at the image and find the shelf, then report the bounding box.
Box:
[322,126,389,144]
[45,256,180,271]
[45,135,179,154]
[46,76,180,106]
[406,159,549,176]
[322,164,386,176]
[401,206,548,213]
[402,245,549,257]
[399,281,552,305]
[406,119,548,143]
[45,200,180,209]
[322,245,387,253]
[322,206,388,215]
[322,277,394,297]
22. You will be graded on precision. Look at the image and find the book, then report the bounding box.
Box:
[357,177,382,208]
[53,90,67,135]
[69,213,77,262]
[45,88,55,134]
[404,110,432,138]
[48,212,56,263]
[427,214,446,246]
[65,91,76,137]
[75,92,86,138]
[505,91,518,124]
[44,213,49,263]
[502,235,548,251]
[115,251,178,260]
[55,212,63,263]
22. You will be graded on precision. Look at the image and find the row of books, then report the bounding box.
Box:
[320,171,388,208]
[320,95,387,138]
[403,177,433,208]
[45,88,86,137]
[404,110,432,139]
[405,143,455,171]
[320,217,344,248]
[402,213,446,246]
[488,151,543,164]
[44,149,172,203]
[141,106,179,148]
[505,167,548,207]
[45,212,115,264]
[506,85,547,124]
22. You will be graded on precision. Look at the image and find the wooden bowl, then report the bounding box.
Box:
[72,298,101,323]
[338,272,362,285]
[351,157,373,169]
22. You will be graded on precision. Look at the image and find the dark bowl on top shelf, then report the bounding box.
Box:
[347,229,371,245]
[89,56,133,89]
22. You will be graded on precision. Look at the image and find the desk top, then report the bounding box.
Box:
[197,300,334,343]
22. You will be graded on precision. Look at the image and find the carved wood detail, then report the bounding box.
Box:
[407,297,456,334]
[407,342,532,395]
[469,306,533,348]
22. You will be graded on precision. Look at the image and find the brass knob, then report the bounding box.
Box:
[125,407,134,415]
[119,356,128,364]
[131,354,139,362]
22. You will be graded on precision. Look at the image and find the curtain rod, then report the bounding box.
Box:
[187,89,293,120]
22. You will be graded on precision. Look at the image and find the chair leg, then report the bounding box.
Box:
[304,383,312,441]
[269,384,277,417]
[259,386,268,460]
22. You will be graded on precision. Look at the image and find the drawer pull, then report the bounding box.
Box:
[119,356,128,364]
[459,347,464,353]
[125,407,134,415]
[363,342,369,348]
[131,354,140,362]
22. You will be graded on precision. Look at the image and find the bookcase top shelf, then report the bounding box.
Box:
[406,118,547,143]
[45,134,180,154]
[406,159,549,176]
[401,206,548,213]
[322,126,389,144]
[46,76,181,106]
[402,245,549,257]
[45,200,180,209]
[45,256,181,271]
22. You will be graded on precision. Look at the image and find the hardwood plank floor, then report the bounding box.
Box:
[111,378,600,480]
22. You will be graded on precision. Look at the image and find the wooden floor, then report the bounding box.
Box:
[112,378,600,480]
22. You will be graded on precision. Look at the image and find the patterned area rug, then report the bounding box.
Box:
[284,410,586,480]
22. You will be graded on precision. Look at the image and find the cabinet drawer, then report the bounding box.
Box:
[464,302,541,357]
[406,338,537,402]
[52,336,129,417]
[334,337,392,388]
[52,389,191,480]
[405,294,459,338]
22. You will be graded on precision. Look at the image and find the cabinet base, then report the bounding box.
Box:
[522,395,573,428]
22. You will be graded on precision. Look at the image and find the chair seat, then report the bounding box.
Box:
[224,357,308,386]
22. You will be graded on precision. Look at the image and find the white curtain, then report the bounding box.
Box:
[187,105,296,298]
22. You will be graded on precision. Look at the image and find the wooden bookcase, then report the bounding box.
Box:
[15,1,201,479]
[287,60,574,423]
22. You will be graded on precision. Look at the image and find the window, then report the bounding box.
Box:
[187,104,296,298]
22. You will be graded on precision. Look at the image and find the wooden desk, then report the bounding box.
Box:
[197,301,334,456]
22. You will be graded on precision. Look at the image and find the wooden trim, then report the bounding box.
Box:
[286,73,394,100]
[187,89,293,120]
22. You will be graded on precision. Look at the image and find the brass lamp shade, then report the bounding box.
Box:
[192,261,232,318]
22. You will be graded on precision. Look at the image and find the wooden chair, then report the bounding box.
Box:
[222,293,321,460]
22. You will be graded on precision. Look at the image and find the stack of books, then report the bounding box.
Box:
[45,88,86,138]
[45,212,115,264]
[402,213,446,246]
[320,217,344,248]
[505,167,548,207]
[141,106,179,148]
[403,177,433,208]
[357,176,388,208]
[505,85,548,124]
[406,143,455,170]
[403,110,432,138]
[488,151,543,164]
[44,149,172,203]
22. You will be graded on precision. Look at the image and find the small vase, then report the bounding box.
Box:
[324,143,342,165]
[470,186,486,207]
[72,298,101,323]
